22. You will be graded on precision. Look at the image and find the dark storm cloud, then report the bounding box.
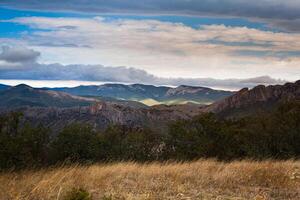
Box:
[0,46,40,63]
[1,0,300,31]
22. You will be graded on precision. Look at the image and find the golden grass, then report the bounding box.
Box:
[0,160,300,200]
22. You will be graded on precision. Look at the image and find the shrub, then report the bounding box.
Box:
[63,188,91,200]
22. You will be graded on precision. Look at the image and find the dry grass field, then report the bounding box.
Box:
[0,160,300,200]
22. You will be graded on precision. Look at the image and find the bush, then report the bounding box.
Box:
[63,188,91,200]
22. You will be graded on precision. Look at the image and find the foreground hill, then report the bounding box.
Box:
[51,83,233,105]
[205,80,300,117]
[0,84,98,108]
[1,160,299,200]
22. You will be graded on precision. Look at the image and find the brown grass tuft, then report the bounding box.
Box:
[0,160,299,199]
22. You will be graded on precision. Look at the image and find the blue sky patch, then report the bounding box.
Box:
[0,6,276,38]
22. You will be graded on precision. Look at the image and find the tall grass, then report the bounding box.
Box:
[0,160,299,199]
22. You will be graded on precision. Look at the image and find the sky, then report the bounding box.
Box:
[0,1,299,90]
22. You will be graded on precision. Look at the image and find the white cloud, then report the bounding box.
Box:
[4,16,300,81]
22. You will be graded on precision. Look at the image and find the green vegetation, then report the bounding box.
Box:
[0,112,49,169]
[0,101,299,170]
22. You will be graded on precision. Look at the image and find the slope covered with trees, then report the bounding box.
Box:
[1,100,299,169]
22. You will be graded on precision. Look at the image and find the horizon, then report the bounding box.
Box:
[0,78,297,92]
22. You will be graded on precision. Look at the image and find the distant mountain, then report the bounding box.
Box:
[50,83,233,105]
[0,84,207,131]
[0,84,10,91]
[0,84,98,108]
[205,80,300,117]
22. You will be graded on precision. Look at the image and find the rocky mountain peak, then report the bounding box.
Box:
[205,80,300,114]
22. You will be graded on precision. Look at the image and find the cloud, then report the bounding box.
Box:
[9,17,300,55]
[1,0,300,31]
[4,16,300,81]
[0,46,288,90]
[0,46,40,63]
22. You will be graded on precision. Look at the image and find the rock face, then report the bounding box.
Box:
[164,85,231,102]
[2,101,204,133]
[205,80,300,115]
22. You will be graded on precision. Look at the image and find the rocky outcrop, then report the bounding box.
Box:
[165,85,205,96]
[205,80,300,114]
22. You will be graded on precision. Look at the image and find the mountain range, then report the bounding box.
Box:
[49,84,233,105]
[0,80,299,131]
[0,83,213,131]
[205,80,300,117]
[0,83,224,131]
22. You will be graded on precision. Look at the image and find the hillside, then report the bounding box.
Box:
[0,84,98,108]
[1,81,299,131]
[204,80,300,117]
[0,83,10,91]
[50,83,233,105]
[2,102,204,132]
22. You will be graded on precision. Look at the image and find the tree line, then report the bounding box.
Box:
[0,101,299,169]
